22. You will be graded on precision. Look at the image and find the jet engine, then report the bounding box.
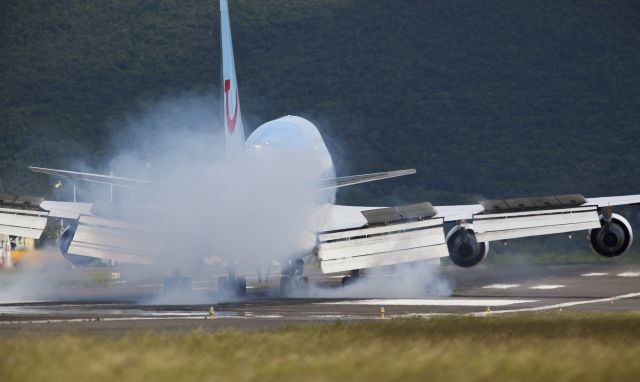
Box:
[59,225,96,266]
[446,225,489,267]
[588,213,633,258]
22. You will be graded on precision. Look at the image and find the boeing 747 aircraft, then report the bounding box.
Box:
[5,0,639,296]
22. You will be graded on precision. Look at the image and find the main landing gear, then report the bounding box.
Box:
[217,266,247,297]
[163,270,193,293]
[280,258,309,296]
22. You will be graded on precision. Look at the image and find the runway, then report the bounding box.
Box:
[1,261,639,335]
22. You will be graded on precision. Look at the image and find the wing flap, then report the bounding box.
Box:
[473,206,601,242]
[318,218,447,273]
[66,215,163,265]
[68,241,157,265]
[0,196,49,239]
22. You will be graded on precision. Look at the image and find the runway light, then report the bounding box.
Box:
[486,307,491,314]
[379,306,385,319]
[209,306,216,320]
[559,306,563,313]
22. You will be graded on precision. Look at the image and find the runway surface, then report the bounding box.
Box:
[1,261,639,335]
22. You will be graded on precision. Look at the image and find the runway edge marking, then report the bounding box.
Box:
[317,299,536,307]
[471,291,640,316]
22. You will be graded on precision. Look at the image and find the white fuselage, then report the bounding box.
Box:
[245,115,336,255]
[246,115,336,202]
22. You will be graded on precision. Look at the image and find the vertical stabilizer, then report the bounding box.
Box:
[220,0,246,161]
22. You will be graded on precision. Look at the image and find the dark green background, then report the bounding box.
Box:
[2,0,639,207]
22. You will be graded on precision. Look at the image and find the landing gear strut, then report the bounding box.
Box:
[341,269,361,287]
[217,266,247,297]
[163,270,193,293]
[280,258,309,296]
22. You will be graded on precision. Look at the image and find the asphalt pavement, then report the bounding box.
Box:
[1,261,639,335]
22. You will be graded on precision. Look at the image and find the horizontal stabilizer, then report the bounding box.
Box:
[29,166,154,190]
[314,169,416,190]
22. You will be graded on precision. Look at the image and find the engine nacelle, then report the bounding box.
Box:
[59,226,96,266]
[446,225,489,267]
[588,213,633,258]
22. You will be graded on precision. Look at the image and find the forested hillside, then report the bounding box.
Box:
[2,0,640,206]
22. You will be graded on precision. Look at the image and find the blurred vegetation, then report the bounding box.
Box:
[2,1,640,260]
[2,0,639,204]
[2,314,640,381]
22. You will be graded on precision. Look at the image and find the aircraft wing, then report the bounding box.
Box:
[584,195,640,207]
[317,193,640,273]
[322,193,640,230]
[429,195,640,221]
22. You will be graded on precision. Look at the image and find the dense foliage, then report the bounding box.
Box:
[2,0,639,206]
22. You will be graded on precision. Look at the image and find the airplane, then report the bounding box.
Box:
[3,0,639,296]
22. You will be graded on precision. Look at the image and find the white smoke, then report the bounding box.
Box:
[310,260,452,298]
[0,92,453,303]
[76,93,321,278]
[0,245,80,303]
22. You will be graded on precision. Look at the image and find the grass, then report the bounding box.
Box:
[2,313,640,381]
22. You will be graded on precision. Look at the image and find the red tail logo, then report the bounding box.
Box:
[224,79,238,134]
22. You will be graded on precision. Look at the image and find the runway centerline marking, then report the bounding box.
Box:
[482,284,520,289]
[581,272,608,277]
[529,285,564,290]
[318,299,536,307]
[617,272,640,277]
